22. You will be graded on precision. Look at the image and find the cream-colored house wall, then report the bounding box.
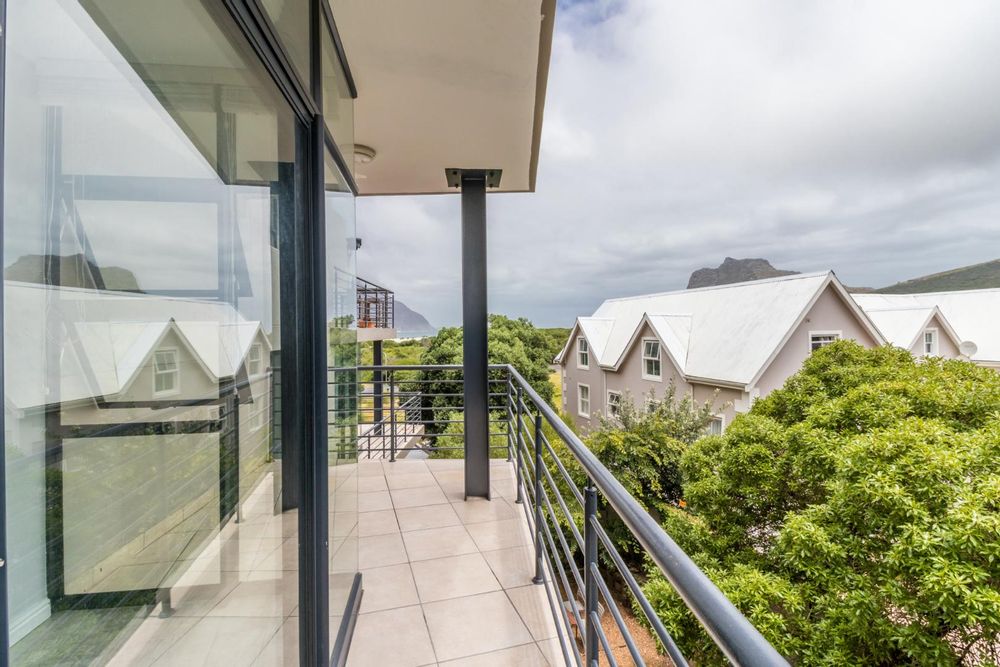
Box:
[755,284,879,396]
[910,313,960,358]
[606,322,690,414]
[560,331,607,433]
[691,383,745,427]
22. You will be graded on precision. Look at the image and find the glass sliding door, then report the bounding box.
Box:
[2,0,314,663]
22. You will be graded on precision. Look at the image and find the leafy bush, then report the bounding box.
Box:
[644,341,1000,665]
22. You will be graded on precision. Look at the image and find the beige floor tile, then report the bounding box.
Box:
[491,478,518,500]
[357,476,388,493]
[386,472,438,490]
[391,485,450,509]
[383,460,429,476]
[438,479,467,502]
[450,498,516,525]
[482,546,538,589]
[251,617,299,667]
[402,525,478,562]
[410,553,501,603]
[438,643,548,667]
[358,490,393,512]
[152,616,282,666]
[347,605,437,667]
[537,637,573,666]
[359,509,400,537]
[358,462,385,477]
[423,591,533,662]
[359,532,409,568]
[105,616,199,667]
[396,504,462,532]
[359,563,419,612]
[426,459,465,471]
[206,578,295,618]
[506,585,558,641]
[465,520,529,552]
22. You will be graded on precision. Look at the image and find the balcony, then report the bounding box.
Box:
[345,365,787,667]
[356,277,395,342]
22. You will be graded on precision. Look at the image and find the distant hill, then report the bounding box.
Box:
[873,259,1000,294]
[5,253,142,291]
[394,300,436,338]
[687,257,798,289]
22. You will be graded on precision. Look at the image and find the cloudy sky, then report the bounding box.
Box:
[357,0,1000,328]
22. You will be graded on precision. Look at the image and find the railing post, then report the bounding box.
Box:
[532,413,544,585]
[584,485,599,667]
[389,370,396,462]
[514,384,524,505]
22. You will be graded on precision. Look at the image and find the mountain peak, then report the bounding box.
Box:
[687,257,798,289]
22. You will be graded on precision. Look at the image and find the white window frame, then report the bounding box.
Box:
[607,390,622,417]
[576,337,590,369]
[708,415,725,436]
[922,328,938,356]
[247,343,263,376]
[248,399,266,432]
[641,338,662,381]
[152,348,180,397]
[808,330,841,353]
[577,383,591,418]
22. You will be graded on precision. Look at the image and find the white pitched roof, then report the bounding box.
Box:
[854,290,999,362]
[859,305,961,352]
[560,271,883,387]
[5,281,268,410]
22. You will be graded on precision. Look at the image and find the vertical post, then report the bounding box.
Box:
[514,384,524,505]
[372,339,383,426]
[461,171,490,498]
[532,414,544,585]
[584,485,599,666]
[389,370,396,462]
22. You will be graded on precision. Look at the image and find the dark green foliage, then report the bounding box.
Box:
[644,341,1000,665]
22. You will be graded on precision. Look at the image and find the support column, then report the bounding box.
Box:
[459,170,490,498]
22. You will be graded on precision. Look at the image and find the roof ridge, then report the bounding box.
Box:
[600,270,831,304]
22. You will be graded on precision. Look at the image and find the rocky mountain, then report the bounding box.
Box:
[5,253,142,291]
[687,257,798,289]
[394,299,436,338]
[873,259,1000,294]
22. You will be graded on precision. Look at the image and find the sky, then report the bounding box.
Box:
[356,0,1000,329]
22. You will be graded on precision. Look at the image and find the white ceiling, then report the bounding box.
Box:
[331,0,554,195]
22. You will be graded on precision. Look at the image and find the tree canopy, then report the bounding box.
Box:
[645,341,1000,665]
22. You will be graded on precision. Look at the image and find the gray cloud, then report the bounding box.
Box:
[357,0,1000,328]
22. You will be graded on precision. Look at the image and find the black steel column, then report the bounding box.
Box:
[460,172,490,499]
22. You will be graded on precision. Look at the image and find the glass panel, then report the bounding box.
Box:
[259,0,312,89]
[4,0,305,663]
[322,22,355,173]
[324,150,358,620]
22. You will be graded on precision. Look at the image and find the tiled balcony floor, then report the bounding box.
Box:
[350,458,568,667]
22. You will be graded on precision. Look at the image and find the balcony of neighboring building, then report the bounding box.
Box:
[356,277,396,342]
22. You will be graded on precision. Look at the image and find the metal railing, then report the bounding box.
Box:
[356,277,394,329]
[351,364,788,666]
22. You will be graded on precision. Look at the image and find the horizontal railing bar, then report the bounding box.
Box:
[506,364,789,667]
[590,554,646,667]
[592,609,619,667]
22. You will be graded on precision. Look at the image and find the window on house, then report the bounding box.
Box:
[607,391,622,417]
[248,343,263,375]
[153,349,180,396]
[809,332,840,352]
[923,329,938,356]
[708,416,724,436]
[642,339,661,379]
[577,337,589,368]
[248,399,266,432]
[578,384,591,417]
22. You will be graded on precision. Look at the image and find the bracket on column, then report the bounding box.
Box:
[446,168,502,189]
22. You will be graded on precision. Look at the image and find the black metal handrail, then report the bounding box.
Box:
[356,276,394,329]
[346,364,789,666]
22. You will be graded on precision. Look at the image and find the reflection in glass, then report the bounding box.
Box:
[2,0,314,663]
[322,23,356,173]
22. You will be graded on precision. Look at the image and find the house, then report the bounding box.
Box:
[854,290,994,368]
[556,272,887,433]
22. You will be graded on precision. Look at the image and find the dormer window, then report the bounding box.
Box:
[153,349,180,396]
[577,337,589,369]
[642,339,661,380]
[248,343,263,375]
[809,332,840,352]
[923,329,938,356]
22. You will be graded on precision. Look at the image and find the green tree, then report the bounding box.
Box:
[645,341,1000,665]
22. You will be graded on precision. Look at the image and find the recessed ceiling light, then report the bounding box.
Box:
[352,144,376,165]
